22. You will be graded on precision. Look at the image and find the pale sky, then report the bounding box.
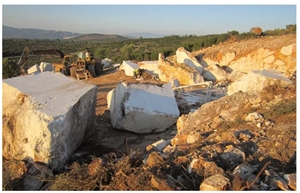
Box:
[1,2,297,36]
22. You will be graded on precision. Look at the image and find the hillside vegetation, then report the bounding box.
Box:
[2,24,296,79]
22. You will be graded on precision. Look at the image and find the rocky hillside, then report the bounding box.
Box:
[2,35,296,191]
[193,34,296,77]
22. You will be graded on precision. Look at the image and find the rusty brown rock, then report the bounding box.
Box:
[88,158,103,176]
[151,175,172,190]
[146,151,165,167]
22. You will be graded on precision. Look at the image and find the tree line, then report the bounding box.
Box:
[2,24,296,79]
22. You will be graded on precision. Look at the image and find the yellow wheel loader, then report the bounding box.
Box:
[17,47,103,80]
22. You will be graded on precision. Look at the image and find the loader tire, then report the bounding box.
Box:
[95,62,103,76]
[87,64,96,77]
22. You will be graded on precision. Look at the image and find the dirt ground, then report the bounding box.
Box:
[68,67,177,164]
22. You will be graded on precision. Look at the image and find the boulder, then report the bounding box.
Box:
[227,69,292,95]
[27,64,41,75]
[119,60,139,76]
[2,72,97,170]
[108,82,180,133]
[158,59,204,85]
[176,47,204,74]
[202,63,229,81]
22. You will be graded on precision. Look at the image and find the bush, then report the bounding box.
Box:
[2,58,20,79]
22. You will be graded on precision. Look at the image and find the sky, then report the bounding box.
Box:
[1,2,297,36]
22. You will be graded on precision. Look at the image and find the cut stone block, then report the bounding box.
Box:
[2,72,97,170]
[40,62,54,72]
[138,61,160,76]
[108,82,180,134]
[227,69,292,95]
[158,59,204,85]
[27,64,41,75]
[120,60,139,76]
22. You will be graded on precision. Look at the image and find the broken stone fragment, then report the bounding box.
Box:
[245,112,263,122]
[233,162,258,180]
[27,63,41,75]
[284,173,296,190]
[151,175,172,190]
[150,139,170,152]
[199,174,230,191]
[88,158,103,176]
[219,145,245,168]
[188,157,224,176]
[23,162,53,190]
[276,178,291,191]
[146,151,165,167]
[264,169,290,190]
[162,145,175,155]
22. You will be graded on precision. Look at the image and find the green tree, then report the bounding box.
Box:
[121,44,134,60]
[3,58,20,79]
[94,47,107,60]
[227,30,239,37]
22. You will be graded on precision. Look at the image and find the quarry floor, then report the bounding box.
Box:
[3,67,296,191]
[69,67,180,164]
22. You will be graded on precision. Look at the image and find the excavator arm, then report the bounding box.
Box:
[17,46,66,74]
